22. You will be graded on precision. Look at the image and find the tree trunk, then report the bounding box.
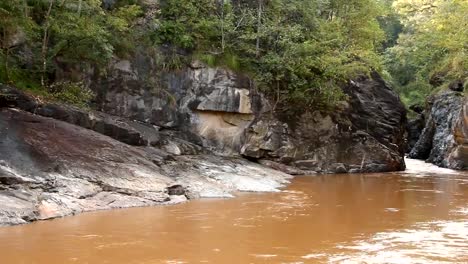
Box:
[78,0,82,16]
[220,0,225,52]
[256,0,263,57]
[23,0,28,17]
[41,0,54,88]
[5,47,10,82]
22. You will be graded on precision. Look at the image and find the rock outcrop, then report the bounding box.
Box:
[406,113,425,153]
[241,72,407,173]
[0,60,408,225]
[0,86,291,226]
[92,60,258,155]
[90,58,407,174]
[409,91,468,169]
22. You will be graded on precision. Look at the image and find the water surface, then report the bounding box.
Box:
[0,159,467,263]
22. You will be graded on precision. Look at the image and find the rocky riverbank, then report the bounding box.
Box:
[0,61,408,226]
[0,105,291,226]
[408,90,468,170]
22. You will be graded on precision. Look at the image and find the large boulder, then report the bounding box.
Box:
[92,59,259,155]
[241,72,407,173]
[0,85,202,154]
[409,91,468,169]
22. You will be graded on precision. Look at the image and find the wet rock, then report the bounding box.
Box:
[167,185,186,196]
[241,118,296,162]
[410,91,467,169]
[448,102,468,169]
[343,72,407,157]
[0,86,38,111]
[0,171,33,185]
[258,160,310,175]
[294,160,320,170]
[151,132,204,156]
[331,163,348,174]
[196,88,253,114]
[406,113,425,152]
[409,117,435,160]
[0,190,37,226]
[158,155,292,198]
[363,163,389,173]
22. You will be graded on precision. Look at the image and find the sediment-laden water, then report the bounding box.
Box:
[0,159,466,263]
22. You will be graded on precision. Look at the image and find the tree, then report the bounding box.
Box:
[0,0,34,83]
[0,0,404,111]
[0,0,142,105]
[386,0,468,105]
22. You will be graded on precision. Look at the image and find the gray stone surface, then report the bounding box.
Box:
[0,108,291,226]
[409,91,468,169]
[88,56,407,173]
[92,60,258,155]
[406,113,425,152]
[241,72,407,173]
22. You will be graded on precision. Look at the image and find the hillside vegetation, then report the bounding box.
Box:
[0,0,466,109]
[386,0,467,106]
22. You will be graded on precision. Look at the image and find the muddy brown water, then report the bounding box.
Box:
[0,159,467,264]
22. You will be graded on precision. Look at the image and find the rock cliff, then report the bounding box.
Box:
[90,59,259,155]
[409,91,468,169]
[241,72,406,173]
[89,58,407,174]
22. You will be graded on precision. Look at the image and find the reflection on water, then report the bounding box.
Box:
[0,159,467,263]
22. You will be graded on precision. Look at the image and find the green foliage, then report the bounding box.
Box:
[377,0,403,50]
[48,81,95,108]
[385,0,468,106]
[156,0,388,111]
[50,12,112,66]
[195,52,241,71]
[155,0,219,50]
[0,0,144,106]
[5,0,459,113]
[44,0,143,70]
[0,0,37,84]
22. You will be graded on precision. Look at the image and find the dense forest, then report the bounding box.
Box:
[0,0,466,109]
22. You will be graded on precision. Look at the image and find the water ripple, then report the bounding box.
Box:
[329,219,468,263]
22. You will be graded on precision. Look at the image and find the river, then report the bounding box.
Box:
[0,159,467,264]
